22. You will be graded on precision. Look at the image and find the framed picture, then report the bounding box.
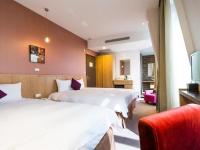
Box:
[29,45,45,64]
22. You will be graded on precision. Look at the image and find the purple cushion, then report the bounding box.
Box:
[71,78,81,90]
[0,90,7,99]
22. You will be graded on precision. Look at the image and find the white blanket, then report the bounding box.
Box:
[49,88,139,118]
[0,99,120,150]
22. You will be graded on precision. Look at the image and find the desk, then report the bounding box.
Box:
[113,80,133,89]
[179,89,200,106]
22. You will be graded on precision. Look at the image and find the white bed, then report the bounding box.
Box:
[0,99,120,150]
[49,88,139,119]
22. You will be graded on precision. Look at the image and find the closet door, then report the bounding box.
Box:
[96,55,103,87]
[103,55,113,88]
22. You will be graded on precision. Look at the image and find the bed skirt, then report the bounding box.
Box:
[95,128,115,150]
[116,98,136,128]
[128,98,136,119]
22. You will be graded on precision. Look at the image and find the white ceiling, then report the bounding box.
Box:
[15,0,158,54]
[140,48,155,56]
[88,30,153,52]
[15,0,158,40]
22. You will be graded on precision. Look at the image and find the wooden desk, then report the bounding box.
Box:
[179,89,200,106]
[113,80,133,89]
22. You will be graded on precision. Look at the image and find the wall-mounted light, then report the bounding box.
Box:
[89,62,94,68]
[44,8,50,43]
[102,46,106,50]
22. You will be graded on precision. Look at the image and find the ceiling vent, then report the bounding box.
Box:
[105,36,130,43]
[98,49,112,53]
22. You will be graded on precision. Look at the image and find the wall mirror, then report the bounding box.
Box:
[120,59,130,75]
[147,63,155,78]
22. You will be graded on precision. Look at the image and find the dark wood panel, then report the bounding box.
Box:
[96,56,103,87]
[179,90,200,106]
[86,54,96,87]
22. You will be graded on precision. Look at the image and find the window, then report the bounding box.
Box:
[165,0,191,108]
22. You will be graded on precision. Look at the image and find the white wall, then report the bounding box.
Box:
[179,0,200,52]
[147,8,159,58]
[113,50,141,93]
[175,0,195,56]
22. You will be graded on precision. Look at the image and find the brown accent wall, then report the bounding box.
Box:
[0,0,87,76]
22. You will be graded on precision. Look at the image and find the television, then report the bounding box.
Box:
[191,51,200,83]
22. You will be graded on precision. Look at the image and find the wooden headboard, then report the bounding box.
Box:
[0,74,86,98]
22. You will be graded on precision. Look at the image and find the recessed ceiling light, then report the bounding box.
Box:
[142,21,149,26]
[102,46,106,50]
[81,21,88,27]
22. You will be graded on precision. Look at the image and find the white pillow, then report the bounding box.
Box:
[0,83,22,102]
[77,79,85,89]
[56,79,72,92]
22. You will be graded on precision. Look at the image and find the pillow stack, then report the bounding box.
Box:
[0,83,22,102]
[56,78,84,92]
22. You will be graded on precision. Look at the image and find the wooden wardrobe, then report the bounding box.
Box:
[96,54,113,88]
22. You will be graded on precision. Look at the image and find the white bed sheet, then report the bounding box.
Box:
[49,88,139,118]
[0,99,120,150]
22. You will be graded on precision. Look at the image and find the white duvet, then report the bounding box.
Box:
[0,99,120,150]
[49,88,139,118]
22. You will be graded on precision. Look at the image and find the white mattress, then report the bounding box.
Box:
[0,99,120,150]
[49,88,139,118]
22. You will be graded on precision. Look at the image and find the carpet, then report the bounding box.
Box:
[114,100,157,150]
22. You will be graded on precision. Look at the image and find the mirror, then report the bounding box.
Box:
[147,63,155,78]
[120,60,130,75]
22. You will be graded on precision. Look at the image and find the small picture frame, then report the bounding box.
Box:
[29,45,45,64]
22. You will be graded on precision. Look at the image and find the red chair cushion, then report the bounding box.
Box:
[139,104,200,150]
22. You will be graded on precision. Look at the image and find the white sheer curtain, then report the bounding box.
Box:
[165,0,191,109]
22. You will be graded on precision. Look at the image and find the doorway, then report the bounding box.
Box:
[86,54,96,87]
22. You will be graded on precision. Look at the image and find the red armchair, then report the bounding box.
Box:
[138,104,200,150]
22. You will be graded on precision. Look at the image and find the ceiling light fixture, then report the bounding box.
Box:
[102,46,106,50]
[81,21,88,27]
[142,21,149,26]
[44,8,50,43]
[44,37,50,43]
[142,22,145,26]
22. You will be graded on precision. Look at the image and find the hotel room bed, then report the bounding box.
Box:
[0,99,119,150]
[49,88,138,122]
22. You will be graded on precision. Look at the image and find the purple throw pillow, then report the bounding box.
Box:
[71,78,81,90]
[0,90,7,99]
